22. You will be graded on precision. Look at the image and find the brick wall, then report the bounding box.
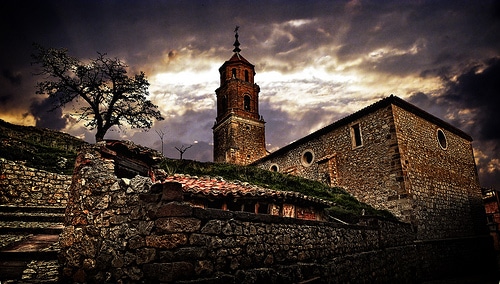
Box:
[0,158,71,206]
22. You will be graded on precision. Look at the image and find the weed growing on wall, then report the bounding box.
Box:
[160,159,395,221]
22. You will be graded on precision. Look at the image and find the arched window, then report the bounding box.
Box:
[245,70,249,82]
[232,68,236,79]
[244,95,251,111]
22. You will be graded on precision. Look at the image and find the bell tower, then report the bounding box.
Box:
[213,28,266,165]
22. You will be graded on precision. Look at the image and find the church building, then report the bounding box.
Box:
[213,32,486,241]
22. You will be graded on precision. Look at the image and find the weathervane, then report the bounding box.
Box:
[233,26,241,53]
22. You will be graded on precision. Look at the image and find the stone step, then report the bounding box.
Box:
[0,205,65,235]
[0,212,65,223]
[0,223,64,235]
[0,234,60,283]
[0,205,65,214]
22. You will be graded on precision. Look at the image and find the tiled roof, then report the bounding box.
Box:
[163,174,334,207]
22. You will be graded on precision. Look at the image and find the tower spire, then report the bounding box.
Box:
[233,26,241,53]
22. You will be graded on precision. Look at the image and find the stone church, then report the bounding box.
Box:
[213,32,486,240]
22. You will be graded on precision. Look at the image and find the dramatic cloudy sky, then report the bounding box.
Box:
[1,0,499,188]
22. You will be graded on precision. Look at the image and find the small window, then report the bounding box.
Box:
[221,71,226,83]
[244,95,251,111]
[257,203,269,214]
[351,123,363,148]
[222,96,228,112]
[301,150,315,167]
[269,164,279,172]
[437,129,447,150]
[245,70,249,82]
[232,68,236,79]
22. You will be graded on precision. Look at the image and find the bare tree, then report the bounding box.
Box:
[155,129,166,156]
[174,144,193,160]
[32,44,164,142]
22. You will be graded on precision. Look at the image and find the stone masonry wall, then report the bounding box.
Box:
[59,143,496,283]
[256,106,410,222]
[392,104,486,239]
[255,102,486,241]
[0,157,71,206]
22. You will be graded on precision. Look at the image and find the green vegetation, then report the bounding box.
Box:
[0,119,85,175]
[0,118,395,223]
[161,159,396,223]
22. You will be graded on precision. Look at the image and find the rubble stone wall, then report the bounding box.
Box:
[0,158,71,206]
[59,144,495,283]
[392,104,486,239]
[255,106,407,219]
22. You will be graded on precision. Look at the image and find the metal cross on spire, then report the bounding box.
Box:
[233,26,241,53]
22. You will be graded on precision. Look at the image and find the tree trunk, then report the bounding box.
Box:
[95,128,106,142]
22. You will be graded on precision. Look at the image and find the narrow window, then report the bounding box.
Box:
[232,68,236,79]
[351,123,363,147]
[221,71,226,83]
[245,70,249,82]
[244,95,251,111]
[222,96,227,112]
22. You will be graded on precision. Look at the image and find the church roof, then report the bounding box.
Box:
[163,174,334,207]
[219,28,255,69]
[226,52,254,66]
[253,95,473,163]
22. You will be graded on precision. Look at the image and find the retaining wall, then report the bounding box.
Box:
[59,143,496,283]
[0,158,71,206]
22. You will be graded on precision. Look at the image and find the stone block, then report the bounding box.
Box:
[136,248,156,264]
[143,262,194,282]
[139,193,161,203]
[145,234,188,249]
[174,247,207,260]
[201,220,222,234]
[155,202,193,217]
[161,182,184,201]
[155,217,201,233]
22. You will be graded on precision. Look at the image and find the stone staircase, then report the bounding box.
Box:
[0,205,64,283]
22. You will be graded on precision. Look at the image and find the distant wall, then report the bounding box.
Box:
[59,143,496,283]
[0,158,71,206]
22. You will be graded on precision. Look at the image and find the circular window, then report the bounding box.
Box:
[437,129,447,150]
[269,164,279,172]
[301,150,315,167]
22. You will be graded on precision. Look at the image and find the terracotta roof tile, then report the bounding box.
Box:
[162,174,333,207]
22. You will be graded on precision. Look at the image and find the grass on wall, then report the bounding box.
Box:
[160,159,396,223]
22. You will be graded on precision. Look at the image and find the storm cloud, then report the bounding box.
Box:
[0,0,499,188]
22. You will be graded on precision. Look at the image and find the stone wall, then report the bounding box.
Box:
[0,158,71,206]
[254,99,486,241]
[392,104,485,239]
[256,106,407,221]
[213,115,266,166]
[59,143,496,283]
